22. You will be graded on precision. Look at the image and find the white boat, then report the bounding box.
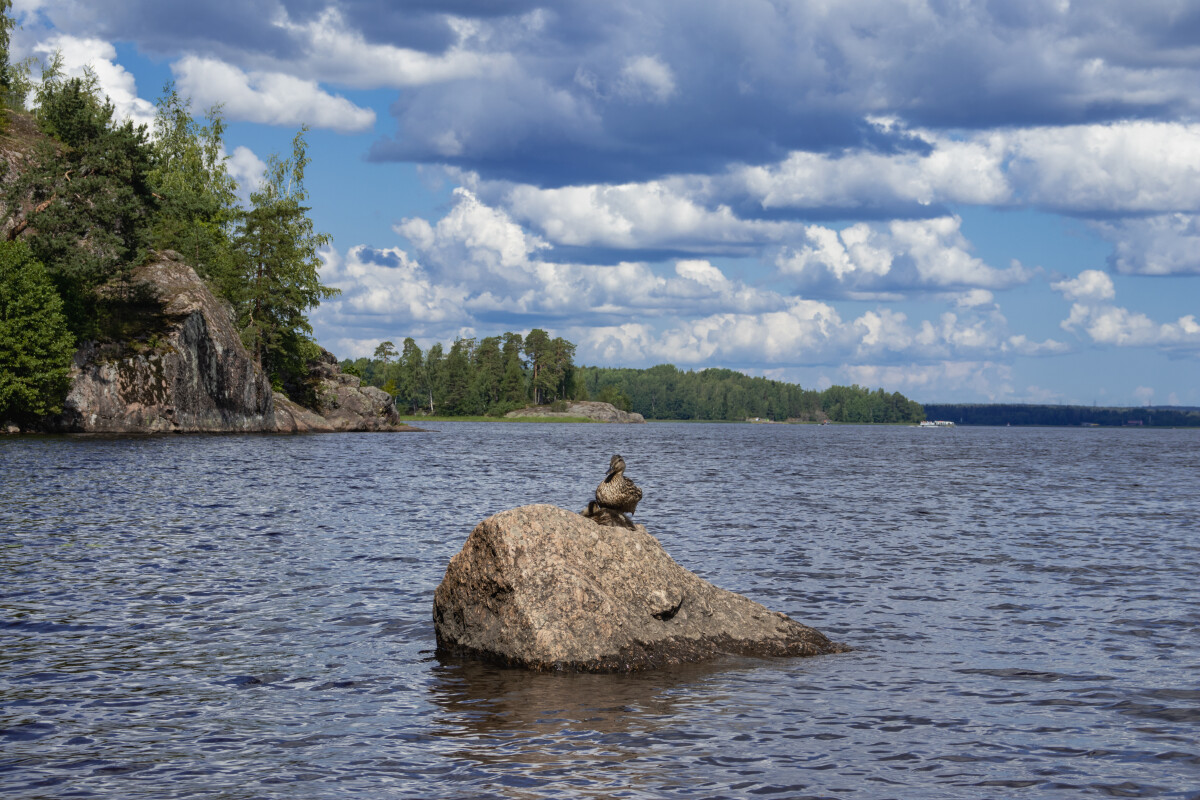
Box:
[918,420,955,427]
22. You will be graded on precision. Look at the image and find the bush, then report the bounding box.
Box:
[0,240,75,421]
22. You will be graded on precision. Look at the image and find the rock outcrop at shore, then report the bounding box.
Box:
[433,504,848,671]
[44,254,274,433]
[272,348,407,432]
[505,401,645,423]
[37,252,415,435]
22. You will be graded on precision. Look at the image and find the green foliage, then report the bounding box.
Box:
[0,1,10,92]
[578,365,924,423]
[147,84,239,299]
[0,240,75,421]
[234,128,338,393]
[0,3,33,116]
[345,331,923,422]
[923,403,1200,427]
[1,53,346,419]
[596,383,632,412]
[12,59,156,337]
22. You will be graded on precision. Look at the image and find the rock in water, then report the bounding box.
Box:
[433,504,849,671]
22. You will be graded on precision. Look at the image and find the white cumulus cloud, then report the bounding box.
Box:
[1051,270,1115,302]
[777,216,1031,293]
[173,56,376,133]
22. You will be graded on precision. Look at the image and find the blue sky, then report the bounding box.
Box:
[10,0,1200,405]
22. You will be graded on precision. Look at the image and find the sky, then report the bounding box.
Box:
[9,0,1200,406]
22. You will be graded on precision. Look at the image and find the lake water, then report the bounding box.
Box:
[2,423,1199,799]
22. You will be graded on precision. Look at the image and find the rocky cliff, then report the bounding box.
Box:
[42,253,274,433]
[434,504,849,671]
[272,348,410,433]
[36,252,414,434]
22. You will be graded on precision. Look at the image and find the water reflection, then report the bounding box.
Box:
[427,656,704,797]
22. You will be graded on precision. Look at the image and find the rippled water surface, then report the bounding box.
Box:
[2,423,1199,799]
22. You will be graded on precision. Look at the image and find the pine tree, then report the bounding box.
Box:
[523,328,552,404]
[234,128,338,391]
[148,84,239,300]
[500,332,526,405]
[0,241,75,422]
[398,337,423,413]
[13,61,156,336]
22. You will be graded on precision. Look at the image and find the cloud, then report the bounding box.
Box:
[31,34,156,127]
[22,1,1200,189]
[720,120,1200,220]
[1006,122,1200,214]
[313,187,1047,371]
[1051,270,1115,302]
[224,145,267,203]
[729,132,1011,215]
[1094,214,1200,275]
[841,361,1016,402]
[173,55,376,133]
[617,55,676,103]
[501,179,805,253]
[270,6,514,89]
[776,216,1031,295]
[312,244,471,338]
[1052,270,1200,350]
[1061,304,1200,349]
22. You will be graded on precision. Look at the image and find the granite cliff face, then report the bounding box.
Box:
[44,253,274,433]
[434,504,848,671]
[36,252,413,434]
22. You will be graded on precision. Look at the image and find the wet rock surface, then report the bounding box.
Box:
[505,401,645,423]
[434,504,849,671]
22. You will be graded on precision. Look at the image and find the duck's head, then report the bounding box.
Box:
[605,454,626,480]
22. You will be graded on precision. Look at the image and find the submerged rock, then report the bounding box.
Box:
[434,504,849,671]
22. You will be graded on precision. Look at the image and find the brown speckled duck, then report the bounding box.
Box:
[595,454,642,516]
[580,500,636,529]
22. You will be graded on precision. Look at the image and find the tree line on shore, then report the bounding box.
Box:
[1,3,336,423]
[342,334,927,423]
[923,403,1200,427]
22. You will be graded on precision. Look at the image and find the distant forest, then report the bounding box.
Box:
[923,404,1200,427]
[341,333,926,423]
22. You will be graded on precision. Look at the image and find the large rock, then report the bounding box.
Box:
[38,253,417,434]
[505,401,646,423]
[45,253,274,433]
[279,348,408,432]
[434,504,848,671]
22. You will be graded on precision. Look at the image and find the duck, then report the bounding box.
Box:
[594,454,642,516]
[580,500,636,529]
